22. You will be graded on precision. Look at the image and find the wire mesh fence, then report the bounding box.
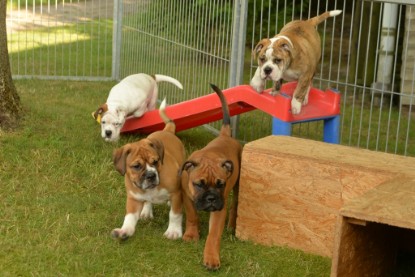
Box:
[6,0,415,156]
[6,0,114,80]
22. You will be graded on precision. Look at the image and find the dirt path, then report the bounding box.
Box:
[6,0,137,32]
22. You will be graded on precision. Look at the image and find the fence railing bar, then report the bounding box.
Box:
[121,27,230,64]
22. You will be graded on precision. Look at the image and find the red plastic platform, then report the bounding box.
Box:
[121,82,341,135]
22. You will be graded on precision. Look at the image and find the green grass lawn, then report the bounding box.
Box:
[0,79,332,276]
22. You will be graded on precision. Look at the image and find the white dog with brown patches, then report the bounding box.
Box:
[250,10,342,114]
[93,73,183,142]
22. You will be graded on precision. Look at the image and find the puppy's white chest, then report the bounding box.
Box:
[129,188,170,204]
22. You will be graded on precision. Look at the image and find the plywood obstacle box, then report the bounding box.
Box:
[236,136,415,276]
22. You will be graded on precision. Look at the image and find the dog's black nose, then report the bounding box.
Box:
[105,130,112,137]
[264,66,272,75]
[145,171,156,180]
[206,194,216,203]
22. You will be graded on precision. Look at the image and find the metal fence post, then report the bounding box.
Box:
[112,0,123,81]
[228,0,248,138]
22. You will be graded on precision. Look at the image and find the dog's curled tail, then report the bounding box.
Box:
[154,74,183,90]
[159,98,176,133]
[308,10,342,26]
[210,83,232,137]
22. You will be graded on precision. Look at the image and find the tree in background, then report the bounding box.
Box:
[0,0,21,131]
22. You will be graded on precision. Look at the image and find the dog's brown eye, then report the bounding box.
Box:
[132,164,142,170]
[193,180,205,189]
[259,56,266,63]
[152,160,158,166]
[274,58,282,64]
[215,180,225,189]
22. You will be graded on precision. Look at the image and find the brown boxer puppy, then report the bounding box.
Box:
[111,98,185,241]
[250,10,342,114]
[180,84,242,270]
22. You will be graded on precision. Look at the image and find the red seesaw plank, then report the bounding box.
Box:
[121,82,340,134]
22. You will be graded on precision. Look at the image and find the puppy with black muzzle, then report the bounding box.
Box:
[180,84,242,270]
[250,10,342,114]
[93,73,183,142]
[111,98,185,241]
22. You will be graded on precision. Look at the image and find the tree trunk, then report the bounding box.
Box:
[0,0,21,131]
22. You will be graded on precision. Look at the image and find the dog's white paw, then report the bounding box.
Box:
[164,211,183,240]
[164,227,183,240]
[250,77,265,93]
[140,202,154,219]
[111,228,134,241]
[291,97,302,115]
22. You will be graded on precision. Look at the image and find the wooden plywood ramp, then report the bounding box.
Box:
[236,136,415,275]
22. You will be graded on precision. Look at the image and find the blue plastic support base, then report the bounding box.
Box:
[272,115,340,144]
[272,117,292,136]
[323,115,340,144]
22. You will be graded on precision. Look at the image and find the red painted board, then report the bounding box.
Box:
[121,82,340,134]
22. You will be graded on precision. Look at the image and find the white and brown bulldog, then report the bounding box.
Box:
[111,98,185,241]
[93,73,183,142]
[250,10,342,114]
[180,84,242,270]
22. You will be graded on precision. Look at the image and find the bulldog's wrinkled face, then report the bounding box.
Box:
[101,111,126,142]
[113,139,164,190]
[254,36,293,82]
[181,155,233,212]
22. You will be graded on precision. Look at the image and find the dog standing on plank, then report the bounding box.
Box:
[94,73,183,142]
[180,84,242,270]
[111,98,185,241]
[250,10,342,114]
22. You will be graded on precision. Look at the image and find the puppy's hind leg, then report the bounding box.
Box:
[147,84,158,112]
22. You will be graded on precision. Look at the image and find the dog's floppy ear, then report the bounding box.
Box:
[149,138,164,165]
[281,43,291,52]
[252,38,270,59]
[93,104,108,121]
[222,160,234,177]
[180,160,197,175]
[113,144,131,176]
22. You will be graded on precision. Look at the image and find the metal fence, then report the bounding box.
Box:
[6,0,114,80]
[6,0,415,156]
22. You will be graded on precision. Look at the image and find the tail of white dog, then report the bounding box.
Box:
[154,74,183,90]
[159,98,176,133]
[308,10,342,26]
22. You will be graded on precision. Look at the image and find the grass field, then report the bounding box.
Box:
[0,79,333,276]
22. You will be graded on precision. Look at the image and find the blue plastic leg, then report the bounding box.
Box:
[272,117,292,136]
[323,115,340,144]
